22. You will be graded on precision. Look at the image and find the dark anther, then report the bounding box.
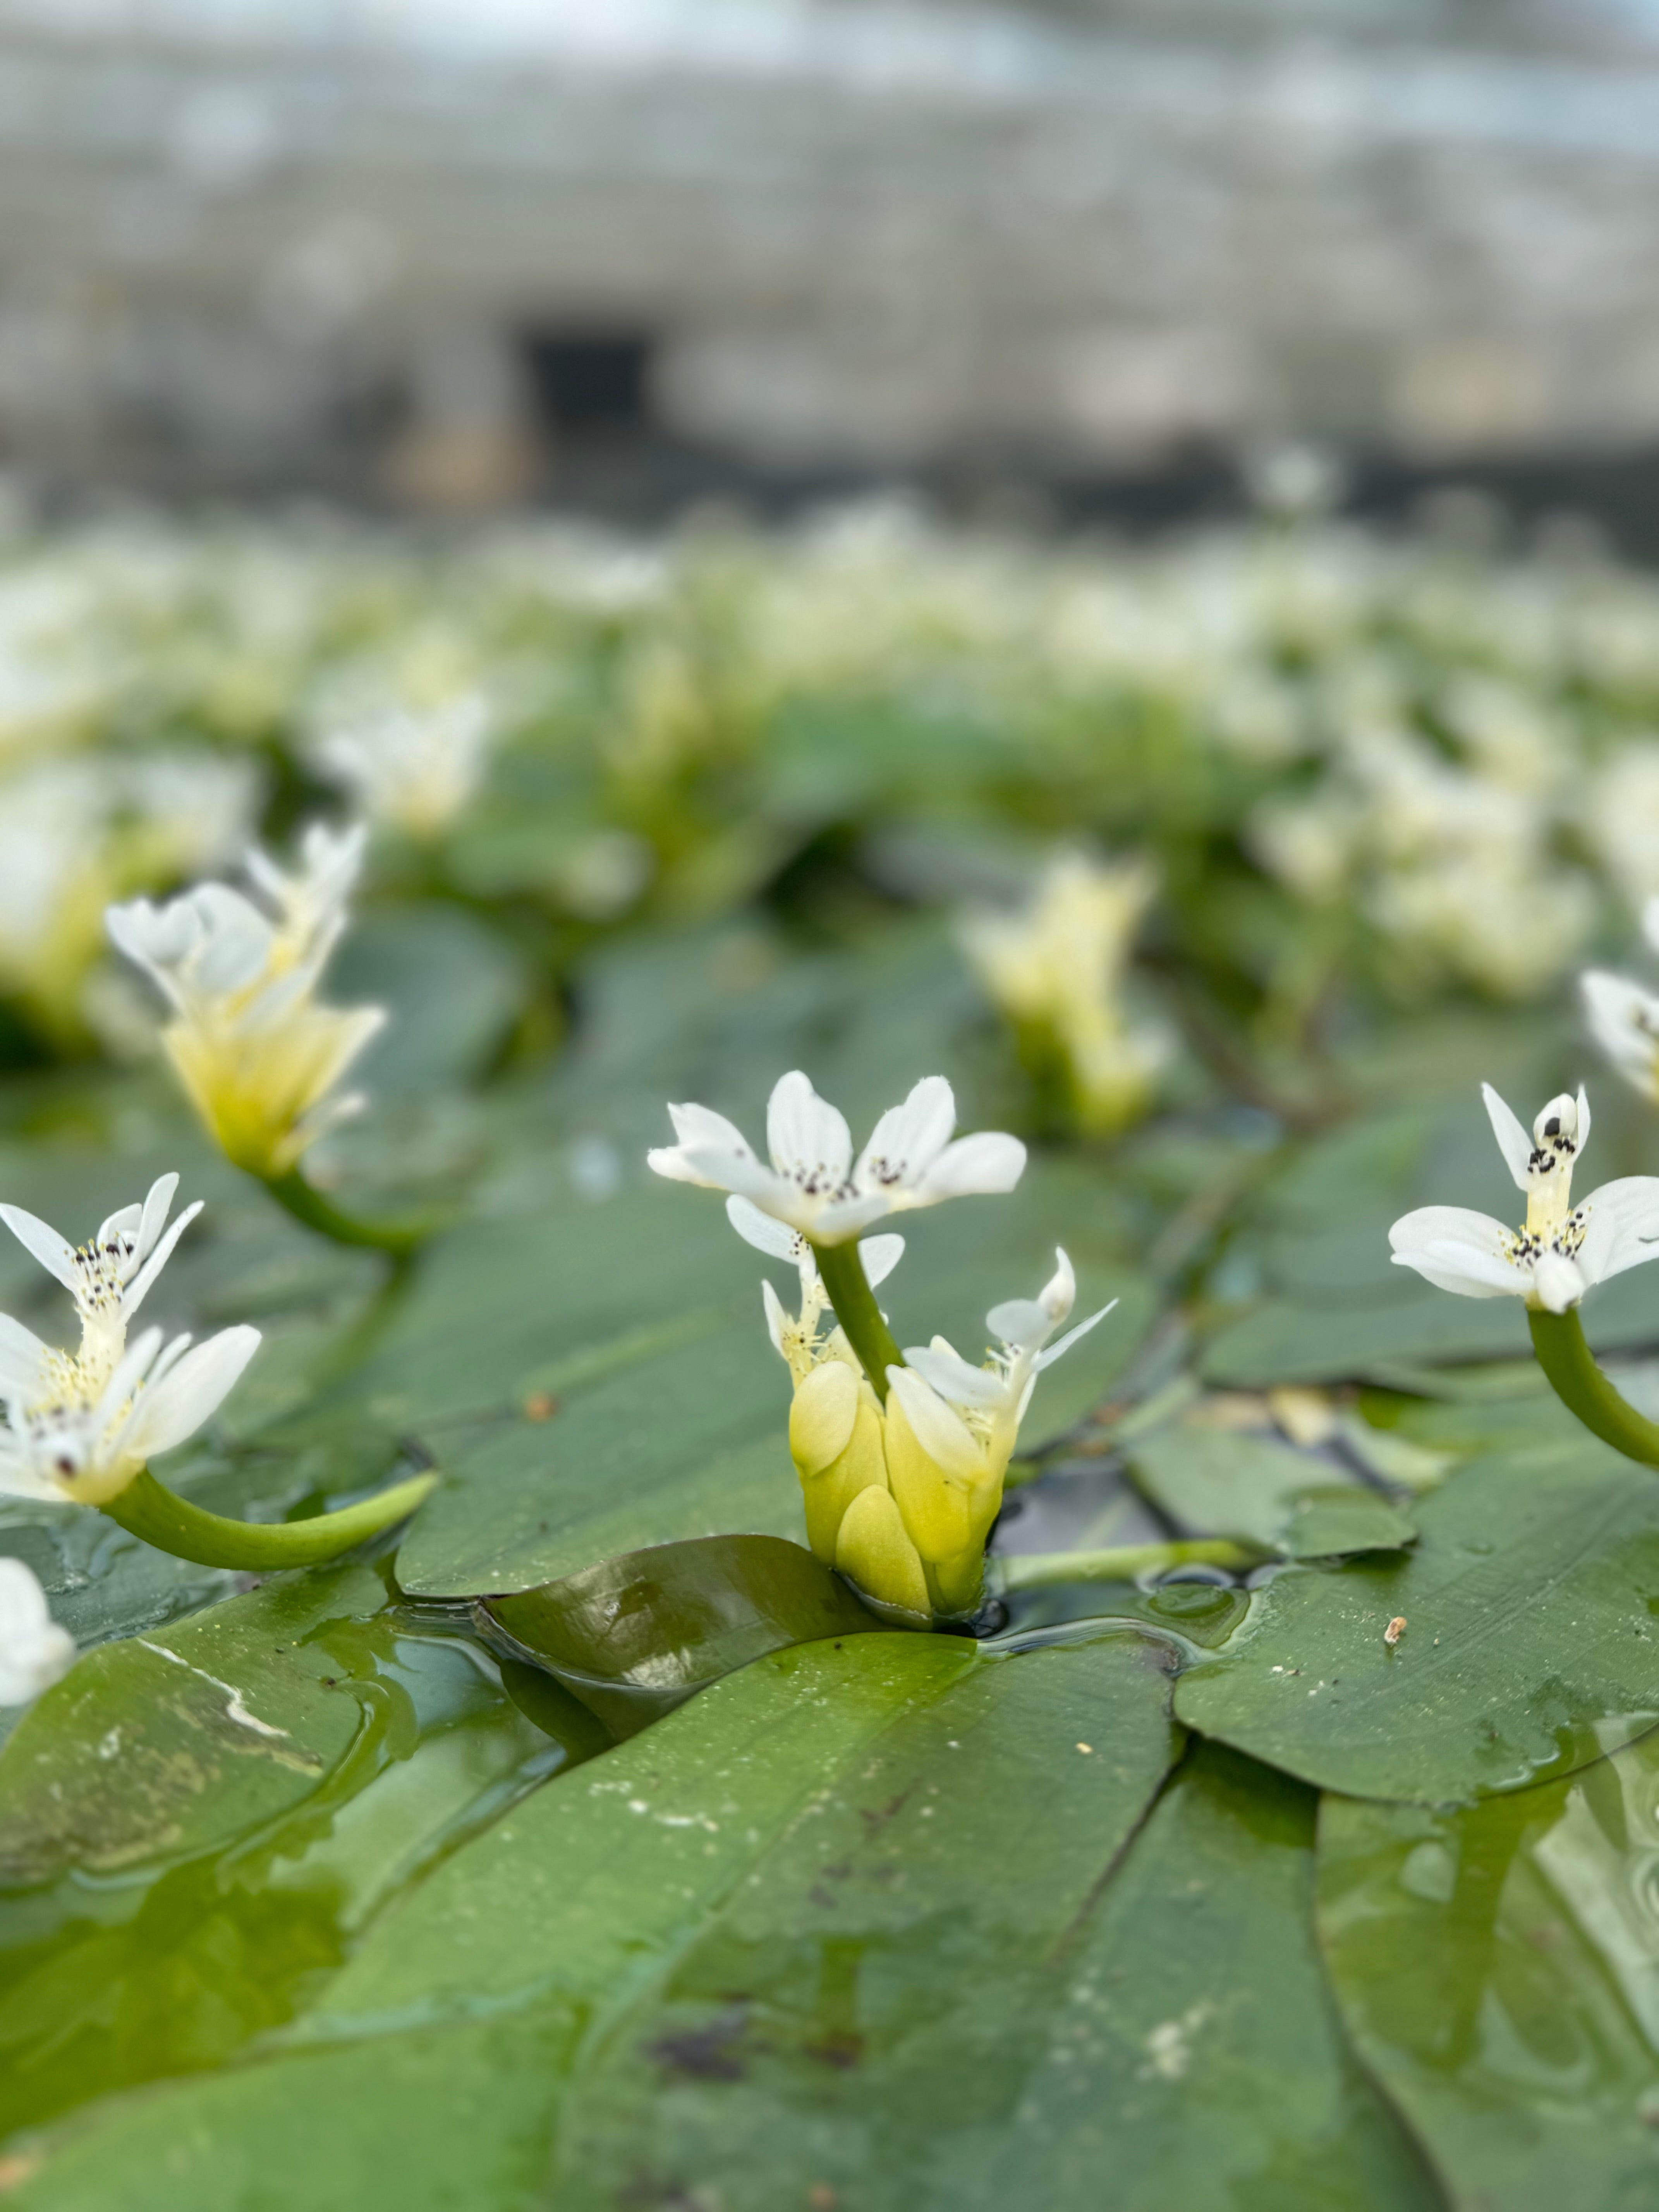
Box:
[1545,1116,1561,1137]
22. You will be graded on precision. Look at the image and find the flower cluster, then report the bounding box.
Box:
[0,1172,259,1506]
[962,850,1168,1136]
[652,1072,1109,1621]
[106,825,385,1180]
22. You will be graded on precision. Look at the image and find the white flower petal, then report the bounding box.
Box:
[885,1364,984,1482]
[0,1559,73,1705]
[985,1297,1051,1349]
[1389,1206,1525,1299]
[123,1326,260,1460]
[666,1100,755,1162]
[0,1449,73,1505]
[803,1192,897,1245]
[0,1205,79,1296]
[1532,1251,1587,1313]
[1038,1247,1076,1322]
[95,1203,143,1250]
[135,1173,181,1263]
[859,1234,905,1290]
[1583,970,1659,1092]
[761,1278,790,1357]
[122,1200,203,1321]
[725,1195,801,1262]
[1644,896,1659,956]
[1576,1085,1592,1160]
[766,1070,852,1190]
[0,1313,52,1403]
[910,1130,1027,1204]
[855,1076,957,1193]
[903,1340,1007,1409]
[1576,1177,1659,1286]
[1032,1300,1117,1372]
[1481,1084,1533,1194]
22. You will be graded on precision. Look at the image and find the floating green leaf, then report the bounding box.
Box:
[10,1631,1179,2209]
[481,1533,881,1733]
[1127,1425,1416,1558]
[1319,1730,1659,2210]
[1175,1443,1659,1802]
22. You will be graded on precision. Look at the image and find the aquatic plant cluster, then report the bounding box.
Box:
[8,496,1659,2207]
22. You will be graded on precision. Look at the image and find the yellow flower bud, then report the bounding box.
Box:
[788,1360,889,1566]
[834,1485,929,1624]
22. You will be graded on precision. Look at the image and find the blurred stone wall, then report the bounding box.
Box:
[2,0,1659,496]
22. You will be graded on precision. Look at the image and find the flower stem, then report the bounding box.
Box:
[998,1540,1260,1593]
[1528,1308,1659,1467]
[261,1168,438,1260]
[100,1468,438,1569]
[812,1240,906,1403]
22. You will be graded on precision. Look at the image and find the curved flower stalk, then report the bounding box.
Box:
[0,1559,74,1706]
[0,1174,434,1567]
[961,850,1169,1137]
[1389,1085,1659,1469]
[105,826,427,1256]
[764,1235,1112,1623]
[1583,898,1659,1102]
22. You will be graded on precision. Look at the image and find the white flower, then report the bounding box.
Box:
[1583,899,1659,1102]
[1389,1085,1659,1314]
[0,1173,259,1505]
[647,1072,1025,1246]
[961,850,1168,1136]
[0,1321,260,1507]
[106,824,385,1176]
[310,690,496,840]
[0,1171,201,1384]
[0,1559,74,1706]
[885,1247,1115,1485]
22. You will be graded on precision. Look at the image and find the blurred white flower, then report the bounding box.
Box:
[1583,744,1659,912]
[1583,898,1659,1102]
[310,691,496,840]
[963,851,1168,1135]
[106,823,384,1178]
[0,1560,74,1706]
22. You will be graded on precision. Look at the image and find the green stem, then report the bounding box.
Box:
[261,1168,440,1259]
[812,1239,905,1403]
[1528,1307,1659,1468]
[100,1468,439,1570]
[998,1540,1260,1594]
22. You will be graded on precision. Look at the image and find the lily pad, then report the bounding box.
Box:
[1318,1730,1659,2210]
[1175,1441,1659,1803]
[1127,1425,1416,1559]
[480,1533,882,1734]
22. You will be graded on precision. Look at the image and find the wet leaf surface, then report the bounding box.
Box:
[1318,1729,1659,2210]
[1174,1444,1659,1803]
[1127,1424,1417,1558]
[9,1631,1180,2208]
[481,1533,881,1734]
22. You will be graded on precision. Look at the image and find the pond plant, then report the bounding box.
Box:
[10,501,1659,2207]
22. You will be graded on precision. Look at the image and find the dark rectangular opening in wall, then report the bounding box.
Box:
[521,331,655,434]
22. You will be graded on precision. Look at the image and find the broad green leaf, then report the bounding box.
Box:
[1175,1443,1659,1803]
[0,1578,601,2143]
[1202,1266,1659,1389]
[482,1533,880,1734]
[946,1741,1440,2211]
[331,903,529,1096]
[11,1632,1179,2209]
[1319,1732,1659,2210]
[1127,1425,1416,1558]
